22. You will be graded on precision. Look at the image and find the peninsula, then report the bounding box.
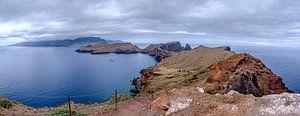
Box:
[1,42,299,116]
[76,41,191,61]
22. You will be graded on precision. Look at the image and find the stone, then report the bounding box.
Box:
[203,53,293,96]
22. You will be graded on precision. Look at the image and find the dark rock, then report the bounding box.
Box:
[142,41,190,61]
[160,41,184,52]
[184,44,192,50]
[130,77,142,96]
[226,69,262,97]
[223,46,231,51]
[130,89,140,95]
[91,51,111,54]
[140,69,146,74]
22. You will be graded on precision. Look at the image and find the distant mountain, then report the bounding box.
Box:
[11,37,123,47]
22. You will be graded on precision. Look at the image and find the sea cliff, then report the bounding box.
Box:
[134,45,292,97]
[1,42,299,116]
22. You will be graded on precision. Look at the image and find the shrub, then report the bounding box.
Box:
[0,97,13,109]
[284,100,292,106]
[105,93,129,104]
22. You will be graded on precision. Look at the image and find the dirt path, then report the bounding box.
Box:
[100,97,158,116]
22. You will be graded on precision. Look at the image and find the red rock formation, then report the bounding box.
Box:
[203,53,293,96]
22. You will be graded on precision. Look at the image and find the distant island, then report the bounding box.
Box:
[10,37,123,47]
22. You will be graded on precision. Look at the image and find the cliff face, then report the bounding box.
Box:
[202,53,293,96]
[137,46,236,96]
[1,43,297,115]
[142,44,173,61]
[159,41,188,52]
[184,44,192,51]
[137,45,292,97]
[76,41,293,97]
[141,41,191,61]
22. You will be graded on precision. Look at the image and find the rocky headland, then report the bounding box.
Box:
[1,42,299,116]
[76,41,191,61]
[135,45,292,97]
[76,42,142,54]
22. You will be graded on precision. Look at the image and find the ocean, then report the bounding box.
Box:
[0,47,157,107]
[0,45,299,108]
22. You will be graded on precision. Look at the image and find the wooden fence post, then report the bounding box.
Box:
[68,96,72,116]
[115,89,118,111]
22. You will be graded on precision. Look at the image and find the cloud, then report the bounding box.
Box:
[0,0,300,46]
[132,29,206,36]
[0,22,32,35]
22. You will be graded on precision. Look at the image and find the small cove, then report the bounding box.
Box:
[0,47,158,108]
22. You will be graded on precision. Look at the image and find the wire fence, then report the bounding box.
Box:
[1,89,122,116]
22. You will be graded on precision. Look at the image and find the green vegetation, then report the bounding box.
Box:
[49,108,85,116]
[105,93,129,104]
[203,95,217,102]
[284,100,293,106]
[0,97,13,109]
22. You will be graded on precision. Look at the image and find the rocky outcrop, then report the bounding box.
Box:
[136,45,292,97]
[159,41,186,52]
[143,47,173,61]
[130,77,142,96]
[78,42,292,97]
[1,44,297,115]
[136,46,235,96]
[76,43,142,54]
[147,87,300,116]
[202,53,293,96]
[77,41,190,61]
[184,44,192,51]
[142,41,189,61]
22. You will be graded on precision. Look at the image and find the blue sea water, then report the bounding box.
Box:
[193,44,300,93]
[231,46,300,93]
[0,47,157,108]
[0,45,299,108]
[137,43,300,93]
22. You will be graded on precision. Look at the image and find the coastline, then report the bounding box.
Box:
[1,42,300,115]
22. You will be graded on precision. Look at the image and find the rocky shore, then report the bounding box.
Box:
[1,42,299,116]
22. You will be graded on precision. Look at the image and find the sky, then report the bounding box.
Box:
[0,0,300,47]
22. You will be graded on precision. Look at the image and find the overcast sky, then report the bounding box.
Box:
[1,0,300,47]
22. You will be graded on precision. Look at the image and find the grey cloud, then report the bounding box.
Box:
[0,0,300,46]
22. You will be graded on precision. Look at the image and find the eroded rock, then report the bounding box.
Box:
[203,53,293,96]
